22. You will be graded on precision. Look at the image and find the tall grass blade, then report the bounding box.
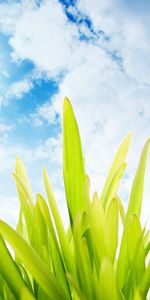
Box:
[63,97,86,223]
[126,138,150,219]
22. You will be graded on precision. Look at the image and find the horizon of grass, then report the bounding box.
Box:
[0,97,149,299]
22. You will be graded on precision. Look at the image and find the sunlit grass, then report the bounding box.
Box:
[0,97,149,299]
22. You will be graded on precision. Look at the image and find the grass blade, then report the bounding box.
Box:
[126,138,150,219]
[63,97,86,223]
[100,133,132,208]
[21,287,36,300]
[105,197,119,262]
[99,257,123,300]
[140,260,150,298]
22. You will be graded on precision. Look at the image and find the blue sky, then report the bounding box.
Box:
[0,0,150,226]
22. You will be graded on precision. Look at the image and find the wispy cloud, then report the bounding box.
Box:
[0,123,13,132]
[7,79,33,99]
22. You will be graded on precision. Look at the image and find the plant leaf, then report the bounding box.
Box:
[99,257,123,300]
[21,287,36,300]
[63,97,86,223]
[100,133,132,207]
[105,197,118,262]
[126,138,150,219]
[140,260,150,298]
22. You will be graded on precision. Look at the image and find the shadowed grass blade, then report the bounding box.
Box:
[43,166,76,277]
[0,236,25,299]
[0,220,69,300]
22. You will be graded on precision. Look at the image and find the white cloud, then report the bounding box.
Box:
[3,70,10,78]
[2,0,79,77]
[6,79,33,100]
[31,100,60,126]
[0,195,19,227]
[0,123,12,132]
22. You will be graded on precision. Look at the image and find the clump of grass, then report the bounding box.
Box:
[0,97,149,300]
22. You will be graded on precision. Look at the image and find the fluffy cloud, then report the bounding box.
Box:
[2,0,79,76]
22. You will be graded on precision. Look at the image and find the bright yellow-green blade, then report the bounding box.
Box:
[124,215,145,298]
[145,241,150,257]
[133,289,143,300]
[0,220,69,300]
[0,236,25,299]
[90,192,107,266]
[116,218,130,290]
[115,195,125,225]
[37,192,70,294]
[17,264,33,293]
[73,213,94,300]
[103,163,127,211]
[67,273,86,300]
[30,196,49,263]
[126,138,150,219]
[63,97,86,223]
[13,172,33,235]
[15,157,33,198]
[100,133,132,208]
[105,197,118,262]
[143,229,150,253]
[13,172,33,211]
[13,157,34,234]
[99,257,124,300]
[140,260,150,298]
[21,287,36,300]
[37,193,60,254]
[48,232,71,299]
[127,215,145,268]
[16,207,23,237]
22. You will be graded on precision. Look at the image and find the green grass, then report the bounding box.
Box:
[0,97,149,300]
